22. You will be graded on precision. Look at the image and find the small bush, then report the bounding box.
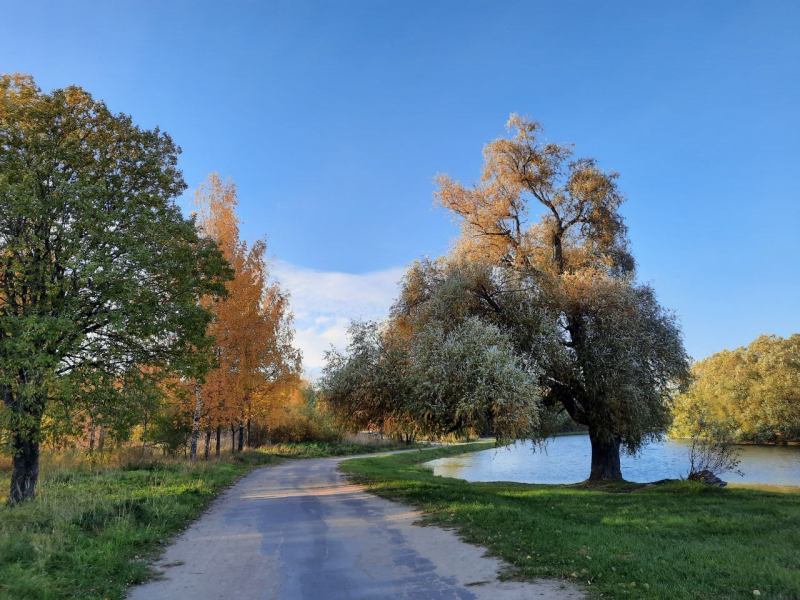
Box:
[687,429,743,479]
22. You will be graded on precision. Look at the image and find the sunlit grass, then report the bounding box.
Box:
[341,444,800,600]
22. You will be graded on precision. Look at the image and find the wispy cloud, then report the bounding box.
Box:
[272,260,406,373]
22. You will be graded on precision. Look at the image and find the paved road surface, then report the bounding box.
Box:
[127,455,584,600]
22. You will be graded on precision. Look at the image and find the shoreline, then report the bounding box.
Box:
[666,436,800,447]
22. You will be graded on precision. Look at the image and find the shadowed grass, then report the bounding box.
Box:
[341,443,800,600]
[0,441,419,600]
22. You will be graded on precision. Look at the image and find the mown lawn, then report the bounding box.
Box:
[341,443,800,600]
[0,441,414,600]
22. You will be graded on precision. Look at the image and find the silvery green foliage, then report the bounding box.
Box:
[321,316,542,441]
[322,261,552,441]
[321,321,411,435]
[429,115,692,479]
[408,317,542,441]
[322,257,689,455]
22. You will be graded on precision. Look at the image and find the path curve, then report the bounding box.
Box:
[127,454,584,600]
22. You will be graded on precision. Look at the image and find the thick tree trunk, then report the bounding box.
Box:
[189,388,203,461]
[246,419,251,448]
[588,431,623,481]
[203,429,212,460]
[230,424,236,453]
[3,383,43,504]
[237,423,244,453]
[215,425,221,457]
[9,432,40,504]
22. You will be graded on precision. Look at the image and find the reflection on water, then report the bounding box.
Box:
[428,435,800,486]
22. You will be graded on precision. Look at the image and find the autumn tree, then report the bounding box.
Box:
[673,334,800,443]
[0,75,230,502]
[190,174,301,458]
[432,116,690,479]
[323,115,689,481]
[431,115,690,480]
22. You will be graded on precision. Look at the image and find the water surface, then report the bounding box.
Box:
[428,435,800,486]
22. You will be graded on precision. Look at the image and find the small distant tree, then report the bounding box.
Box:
[687,419,743,479]
[0,75,230,503]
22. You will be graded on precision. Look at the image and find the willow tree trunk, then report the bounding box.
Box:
[141,413,148,460]
[588,431,623,481]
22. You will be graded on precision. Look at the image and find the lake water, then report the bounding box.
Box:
[427,435,800,486]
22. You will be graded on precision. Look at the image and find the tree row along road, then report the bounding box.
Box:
[126,454,584,600]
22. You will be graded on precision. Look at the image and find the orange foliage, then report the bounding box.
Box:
[191,173,301,433]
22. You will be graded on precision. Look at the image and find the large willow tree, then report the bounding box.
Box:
[0,75,229,503]
[324,115,689,481]
[433,115,690,480]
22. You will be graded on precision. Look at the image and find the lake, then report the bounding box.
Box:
[427,435,800,486]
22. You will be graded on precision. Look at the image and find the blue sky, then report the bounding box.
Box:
[3,1,799,370]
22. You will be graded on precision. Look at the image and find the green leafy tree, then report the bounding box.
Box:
[673,334,800,443]
[0,74,230,503]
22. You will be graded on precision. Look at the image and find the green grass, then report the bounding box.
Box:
[264,440,422,458]
[0,441,416,600]
[341,443,800,600]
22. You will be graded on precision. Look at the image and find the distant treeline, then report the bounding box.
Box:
[671,334,800,444]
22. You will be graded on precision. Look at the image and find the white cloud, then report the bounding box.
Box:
[272,260,406,373]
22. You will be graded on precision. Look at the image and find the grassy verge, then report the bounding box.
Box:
[0,441,417,600]
[341,443,800,600]
[264,440,423,458]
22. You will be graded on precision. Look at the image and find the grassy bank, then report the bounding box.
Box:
[341,443,800,600]
[0,441,416,600]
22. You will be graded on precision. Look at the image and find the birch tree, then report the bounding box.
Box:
[191,174,300,457]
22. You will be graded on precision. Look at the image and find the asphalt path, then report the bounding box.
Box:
[127,454,584,600]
